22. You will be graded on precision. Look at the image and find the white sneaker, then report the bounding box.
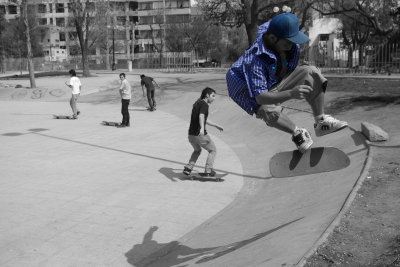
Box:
[292,128,313,153]
[314,115,348,137]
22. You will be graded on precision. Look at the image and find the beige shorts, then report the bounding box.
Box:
[256,65,327,122]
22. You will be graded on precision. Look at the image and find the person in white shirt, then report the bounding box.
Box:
[65,69,81,119]
[118,73,132,127]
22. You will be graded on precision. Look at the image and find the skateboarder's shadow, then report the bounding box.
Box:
[125,225,218,267]
[158,167,182,182]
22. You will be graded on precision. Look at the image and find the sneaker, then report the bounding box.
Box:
[292,128,313,153]
[183,167,192,175]
[117,124,126,128]
[314,115,348,137]
[204,169,216,177]
[77,111,80,115]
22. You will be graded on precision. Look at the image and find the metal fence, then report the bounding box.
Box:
[0,51,194,73]
[302,42,400,75]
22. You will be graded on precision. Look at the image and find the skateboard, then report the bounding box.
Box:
[102,121,121,126]
[269,147,350,178]
[184,172,225,182]
[53,115,75,119]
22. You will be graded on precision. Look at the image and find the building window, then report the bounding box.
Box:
[56,3,64,13]
[140,16,153,24]
[49,4,53,13]
[56,18,65,27]
[139,2,152,10]
[0,6,6,14]
[37,4,46,13]
[129,2,138,11]
[60,32,66,41]
[116,16,126,26]
[115,2,125,11]
[8,5,17,14]
[166,14,189,23]
[38,18,47,25]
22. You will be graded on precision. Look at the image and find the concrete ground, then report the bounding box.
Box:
[0,71,375,266]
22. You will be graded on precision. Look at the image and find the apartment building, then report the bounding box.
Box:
[0,0,192,66]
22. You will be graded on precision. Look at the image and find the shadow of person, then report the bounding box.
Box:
[125,226,218,267]
[158,167,183,182]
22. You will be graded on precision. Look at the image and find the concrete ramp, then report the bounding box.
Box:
[141,91,369,267]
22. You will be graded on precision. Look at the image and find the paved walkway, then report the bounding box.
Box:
[0,101,243,266]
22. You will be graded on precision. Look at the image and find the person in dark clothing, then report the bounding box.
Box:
[140,74,160,111]
[183,87,224,177]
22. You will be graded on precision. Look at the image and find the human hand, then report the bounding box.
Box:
[290,85,312,99]
[216,125,224,132]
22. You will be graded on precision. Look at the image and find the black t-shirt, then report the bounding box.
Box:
[188,99,209,136]
[141,76,155,90]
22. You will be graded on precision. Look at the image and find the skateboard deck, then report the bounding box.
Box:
[185,172,225,182]
[53,115,74,119]
[269,147,350,178]
[102,121,120,126]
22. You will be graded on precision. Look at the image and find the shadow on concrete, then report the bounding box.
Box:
[128,217,303,267]
[3,130,266,179]
[158,167,228,182]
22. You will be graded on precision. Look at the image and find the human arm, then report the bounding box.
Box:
[244,58,312,105]
[152,79,160,88]
[206,119,224,132]
[199,113,206,135]
[255,84,312,105]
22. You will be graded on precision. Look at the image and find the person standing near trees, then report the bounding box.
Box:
[118,73,132,127]
[140,74,160,111]
[65,69,81,119]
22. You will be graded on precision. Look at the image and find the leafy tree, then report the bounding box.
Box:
[197,0,309,45]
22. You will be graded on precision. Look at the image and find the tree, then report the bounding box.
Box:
[165,16,221,66]
[197,0,308,45]
[21,0,36,88]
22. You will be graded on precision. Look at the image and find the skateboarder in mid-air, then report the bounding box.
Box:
[140,74,160,111]
[226,13,348,153]
[183,87,224,177]
[65,69,81,119]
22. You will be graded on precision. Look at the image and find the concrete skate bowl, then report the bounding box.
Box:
[136,90,370,267]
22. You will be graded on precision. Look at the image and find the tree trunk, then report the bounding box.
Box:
[245,23,258,45]
[22,1,36,88]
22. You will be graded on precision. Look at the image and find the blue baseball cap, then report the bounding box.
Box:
[268,13,309,44]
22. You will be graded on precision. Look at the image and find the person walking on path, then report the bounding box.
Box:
[140,74,160,111]
[65,69,81,119]
[118,73,132,127]
[183,87,224,177]
[226,12,348,153]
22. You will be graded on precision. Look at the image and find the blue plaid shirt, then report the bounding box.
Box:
[226,21,300,115]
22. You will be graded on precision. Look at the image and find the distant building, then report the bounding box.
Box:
[0,0,193,65]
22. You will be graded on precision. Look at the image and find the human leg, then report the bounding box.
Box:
[256,105,313,153]
[151,90,156,108]
[121,99,130,126]
[146,89,154,110]
[184,135,202,173]
[198,135,217,174]
[268,65,348,137]
[70,94,79,118]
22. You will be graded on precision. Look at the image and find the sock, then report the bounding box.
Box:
[293,126,300,135]
[315,114,325,122]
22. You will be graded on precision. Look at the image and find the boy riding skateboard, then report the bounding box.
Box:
[226,13,348,153]
[183,87,224,177]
